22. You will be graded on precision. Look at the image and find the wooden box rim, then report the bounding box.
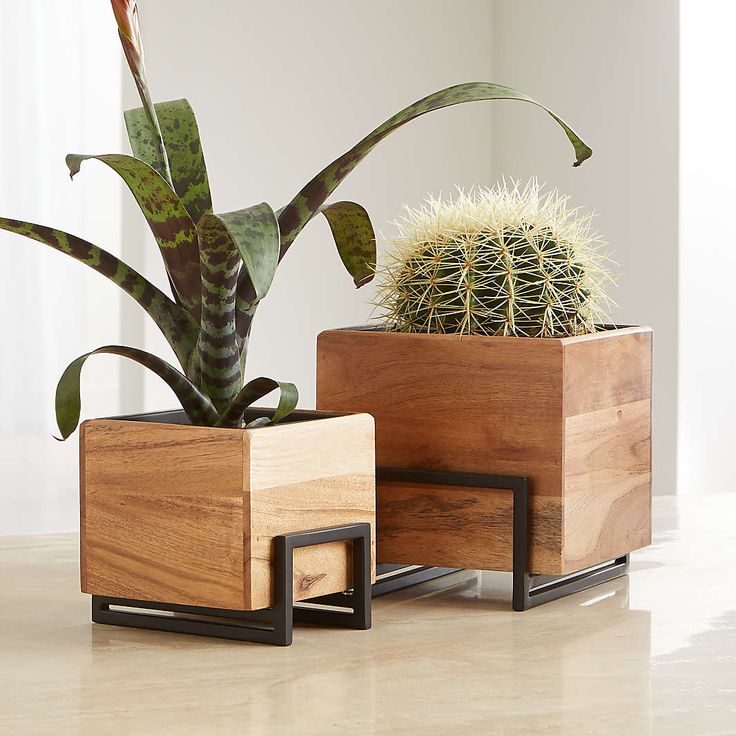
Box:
[82,407,365,436]
[320,324,651,346]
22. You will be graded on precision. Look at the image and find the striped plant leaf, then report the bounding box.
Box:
[212,204,280,344]
[195,213,244,410]
[319,201,376,287]
[245,417,271,429]
[234,201,375,319]
[206,203,279,358]
[0,218,198,369]
[278,82,592,257]
[66,153,201,320]
[125,99,213,224]
[56,345,219,440]
[215,203,280,304]
[216,377,298,428]
[110,0,172,187]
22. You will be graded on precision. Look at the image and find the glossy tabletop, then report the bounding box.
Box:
[0,494,734,735]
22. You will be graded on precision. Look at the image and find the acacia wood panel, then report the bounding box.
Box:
[317,330,565,495]
[80,420,247,609]
[562,327,652,416]
[318,327,653,574]
[377,481,564,573]
[562,399,652,572]
[246,414,376,610]
[81,414,376,611]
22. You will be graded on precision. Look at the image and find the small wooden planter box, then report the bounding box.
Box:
[80,409,376,612]
[317,326,652,576]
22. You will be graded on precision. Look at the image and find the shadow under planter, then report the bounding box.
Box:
[317,325,652,607]
[79,408,376,645]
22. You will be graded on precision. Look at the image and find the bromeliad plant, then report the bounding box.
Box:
[0,0,592,438]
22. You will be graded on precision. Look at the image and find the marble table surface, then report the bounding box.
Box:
[0,493,734,735]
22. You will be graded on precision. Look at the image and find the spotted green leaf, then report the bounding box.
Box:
[66,153,201,320]
[278,82,592,256]
[319,201,376,287]
[110,0,172,187]
[223,203,280,344]
[56,344,219,440]
[125,99,213,224]
[216,377,298,428]
[217,203,280,305]
[0,217,198,370]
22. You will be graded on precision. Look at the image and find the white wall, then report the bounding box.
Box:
[1,0,497,535]
[129,0,496,412]
[679,1,736,494]
[0,2,122,534]
[491,0,680,495]
[0,1,686,535]
[135,2,681,495]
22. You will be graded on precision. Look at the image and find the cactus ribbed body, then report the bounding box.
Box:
[376,181,612,338]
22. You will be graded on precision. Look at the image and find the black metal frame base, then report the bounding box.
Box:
[373,564,460,597]
[92,523,371,646]
[374,468,629,611]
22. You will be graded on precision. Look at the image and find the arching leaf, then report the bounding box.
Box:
[278,82,592,256]
[216,377,298,428]
[0,217,198,370]
[56,345,219,440]
[234,202,369,338]
[215,203,280,305]
[66,153,201,320]
[319,201,376,287]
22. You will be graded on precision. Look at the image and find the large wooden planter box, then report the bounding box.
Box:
[317,326,652,576]
[80,409,376,611]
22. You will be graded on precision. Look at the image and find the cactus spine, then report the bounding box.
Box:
[376,180,613,338]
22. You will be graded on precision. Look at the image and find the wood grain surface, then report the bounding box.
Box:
[377,481,562,571]
[317,326,652,575]
[245,413,376,610]
[80,413,375,611]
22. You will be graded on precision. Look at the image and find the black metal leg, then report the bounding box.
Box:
[518,554,630,610]
[374,467,630,611]
[287,523,372,634]
[91,522,372,646]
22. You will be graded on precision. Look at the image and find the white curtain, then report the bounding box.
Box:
[0,1,123,532]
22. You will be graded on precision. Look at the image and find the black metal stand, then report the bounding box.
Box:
[372,564,461,597]
[91,523,372,646]
[373,468,629,611]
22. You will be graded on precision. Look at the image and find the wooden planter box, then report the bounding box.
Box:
[80,409,376,611]
[316,326,652,576]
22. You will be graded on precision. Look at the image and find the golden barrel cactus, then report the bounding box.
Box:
[376,180,613,337]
